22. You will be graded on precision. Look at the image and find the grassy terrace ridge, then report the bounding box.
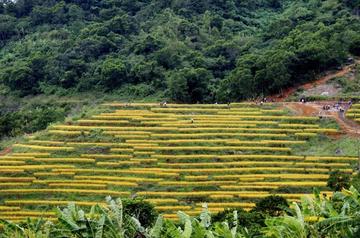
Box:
[347,103,360,123]
[0,102,356,221]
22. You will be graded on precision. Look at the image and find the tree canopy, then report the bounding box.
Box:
[0,0,359,102]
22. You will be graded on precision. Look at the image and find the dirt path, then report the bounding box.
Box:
[285,102,320,116]
[270,61,358,102]
[284,102,360,136]
[0,147,11,156]
[271,59,360,135]
[336,110,360,135]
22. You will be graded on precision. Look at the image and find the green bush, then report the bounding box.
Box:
[212,208,266,237]
[349,36,360,56]
[0,105,66,139]
[253,195,289,217]
[327,170,351,191]
[123,198,158,228]
[351,173,360,191]
[0,97,87,146]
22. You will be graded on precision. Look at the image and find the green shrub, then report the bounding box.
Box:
[212,208,266,237]
[253,195,289,217]
[0,105,66,139]
[351,173,360,191]
[327,170,351,191]
[123,198,158,228]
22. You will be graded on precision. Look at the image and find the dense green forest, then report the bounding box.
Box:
[0,0,359,103]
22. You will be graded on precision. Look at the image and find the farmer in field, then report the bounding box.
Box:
[160,101,167,107]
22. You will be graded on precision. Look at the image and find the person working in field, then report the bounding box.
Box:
[160,101,167,107]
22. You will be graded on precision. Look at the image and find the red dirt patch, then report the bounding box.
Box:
[0,147,12,156]
[284,102,360,137]
[269,62,359,102]
[285,102,320,116]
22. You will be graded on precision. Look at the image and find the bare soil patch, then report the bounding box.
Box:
[284,102,360,136]
[0,147,12,156]
[269,61,359,102]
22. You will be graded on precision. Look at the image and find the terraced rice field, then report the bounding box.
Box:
[346,103,360,123]
[0,103,355,221]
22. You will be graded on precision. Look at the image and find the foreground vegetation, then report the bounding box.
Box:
[0,0,359,102]
[1,184,360,238]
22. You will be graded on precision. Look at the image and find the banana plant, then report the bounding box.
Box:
[316,186,360,237]
[209,210,250,238]
[153,204,250,238]
[0,218,53,238]
[262,186,360,238]
[148,216,164,238]
[56,196,143,238]
[262,203,311,238]
[0,197,148,238]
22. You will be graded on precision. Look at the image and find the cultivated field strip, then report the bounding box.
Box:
[346,103,360,122]
[0,103,353,221]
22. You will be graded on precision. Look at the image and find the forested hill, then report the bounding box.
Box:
[0,0,359,103]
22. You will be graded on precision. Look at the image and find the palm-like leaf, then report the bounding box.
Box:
[149,215,163,238]
[94,215,105,238]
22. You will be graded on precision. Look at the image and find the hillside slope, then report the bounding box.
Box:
[0,103,356,221]
[0,0,359,102]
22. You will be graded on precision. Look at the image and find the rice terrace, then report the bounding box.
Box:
[1,0,360,236]
[0,102,358,222]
